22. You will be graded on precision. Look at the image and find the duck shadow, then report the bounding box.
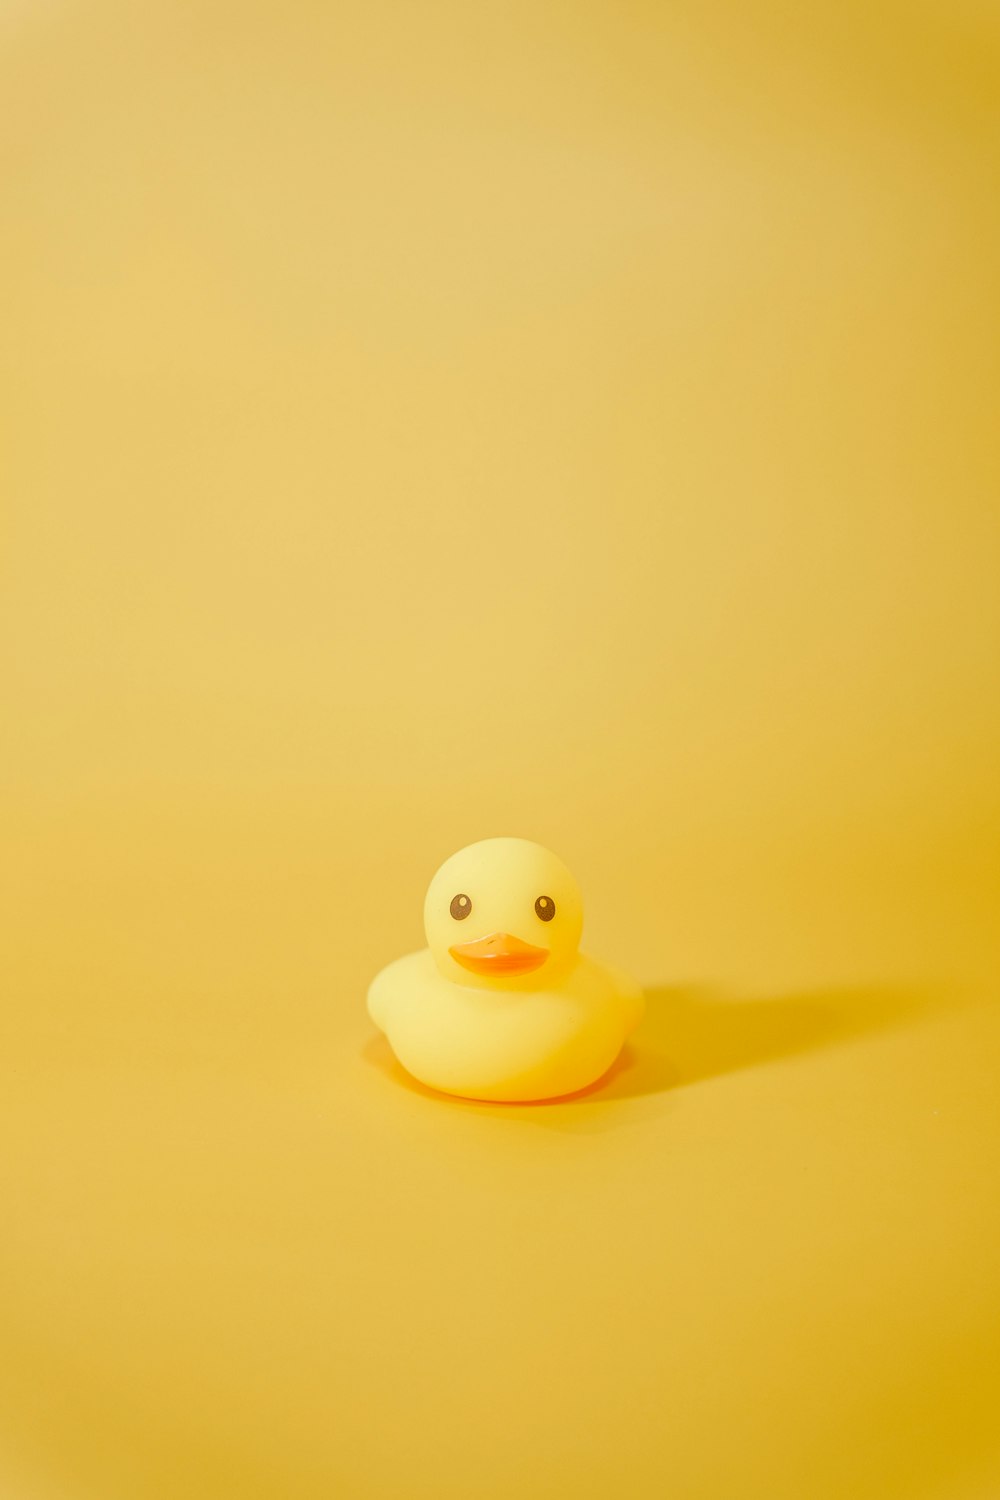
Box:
[363,982,945,1113]
[588,981,942,1105]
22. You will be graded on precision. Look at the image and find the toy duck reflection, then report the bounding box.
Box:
[368,838,643,1101]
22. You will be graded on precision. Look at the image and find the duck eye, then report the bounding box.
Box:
[534,895,556,922]
[450,893,472,920]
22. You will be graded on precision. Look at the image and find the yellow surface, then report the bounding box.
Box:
[2,1,1000,1497]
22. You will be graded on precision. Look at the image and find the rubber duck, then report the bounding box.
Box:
[367,837,644,1101]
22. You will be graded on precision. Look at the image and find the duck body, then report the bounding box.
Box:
[369,948,643,1102]
[367,837,644,1103]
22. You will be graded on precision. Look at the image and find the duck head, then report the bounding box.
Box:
[424,837,583,990]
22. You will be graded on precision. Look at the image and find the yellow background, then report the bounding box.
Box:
[2,1,999,1496]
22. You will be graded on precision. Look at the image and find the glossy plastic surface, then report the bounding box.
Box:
[368,838,644,1101]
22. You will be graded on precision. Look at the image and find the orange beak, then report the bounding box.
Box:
[449,931,549,977]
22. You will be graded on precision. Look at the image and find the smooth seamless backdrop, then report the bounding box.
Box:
[2,2,999,1497]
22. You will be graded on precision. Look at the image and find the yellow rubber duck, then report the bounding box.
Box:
[367,837,644,1101]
